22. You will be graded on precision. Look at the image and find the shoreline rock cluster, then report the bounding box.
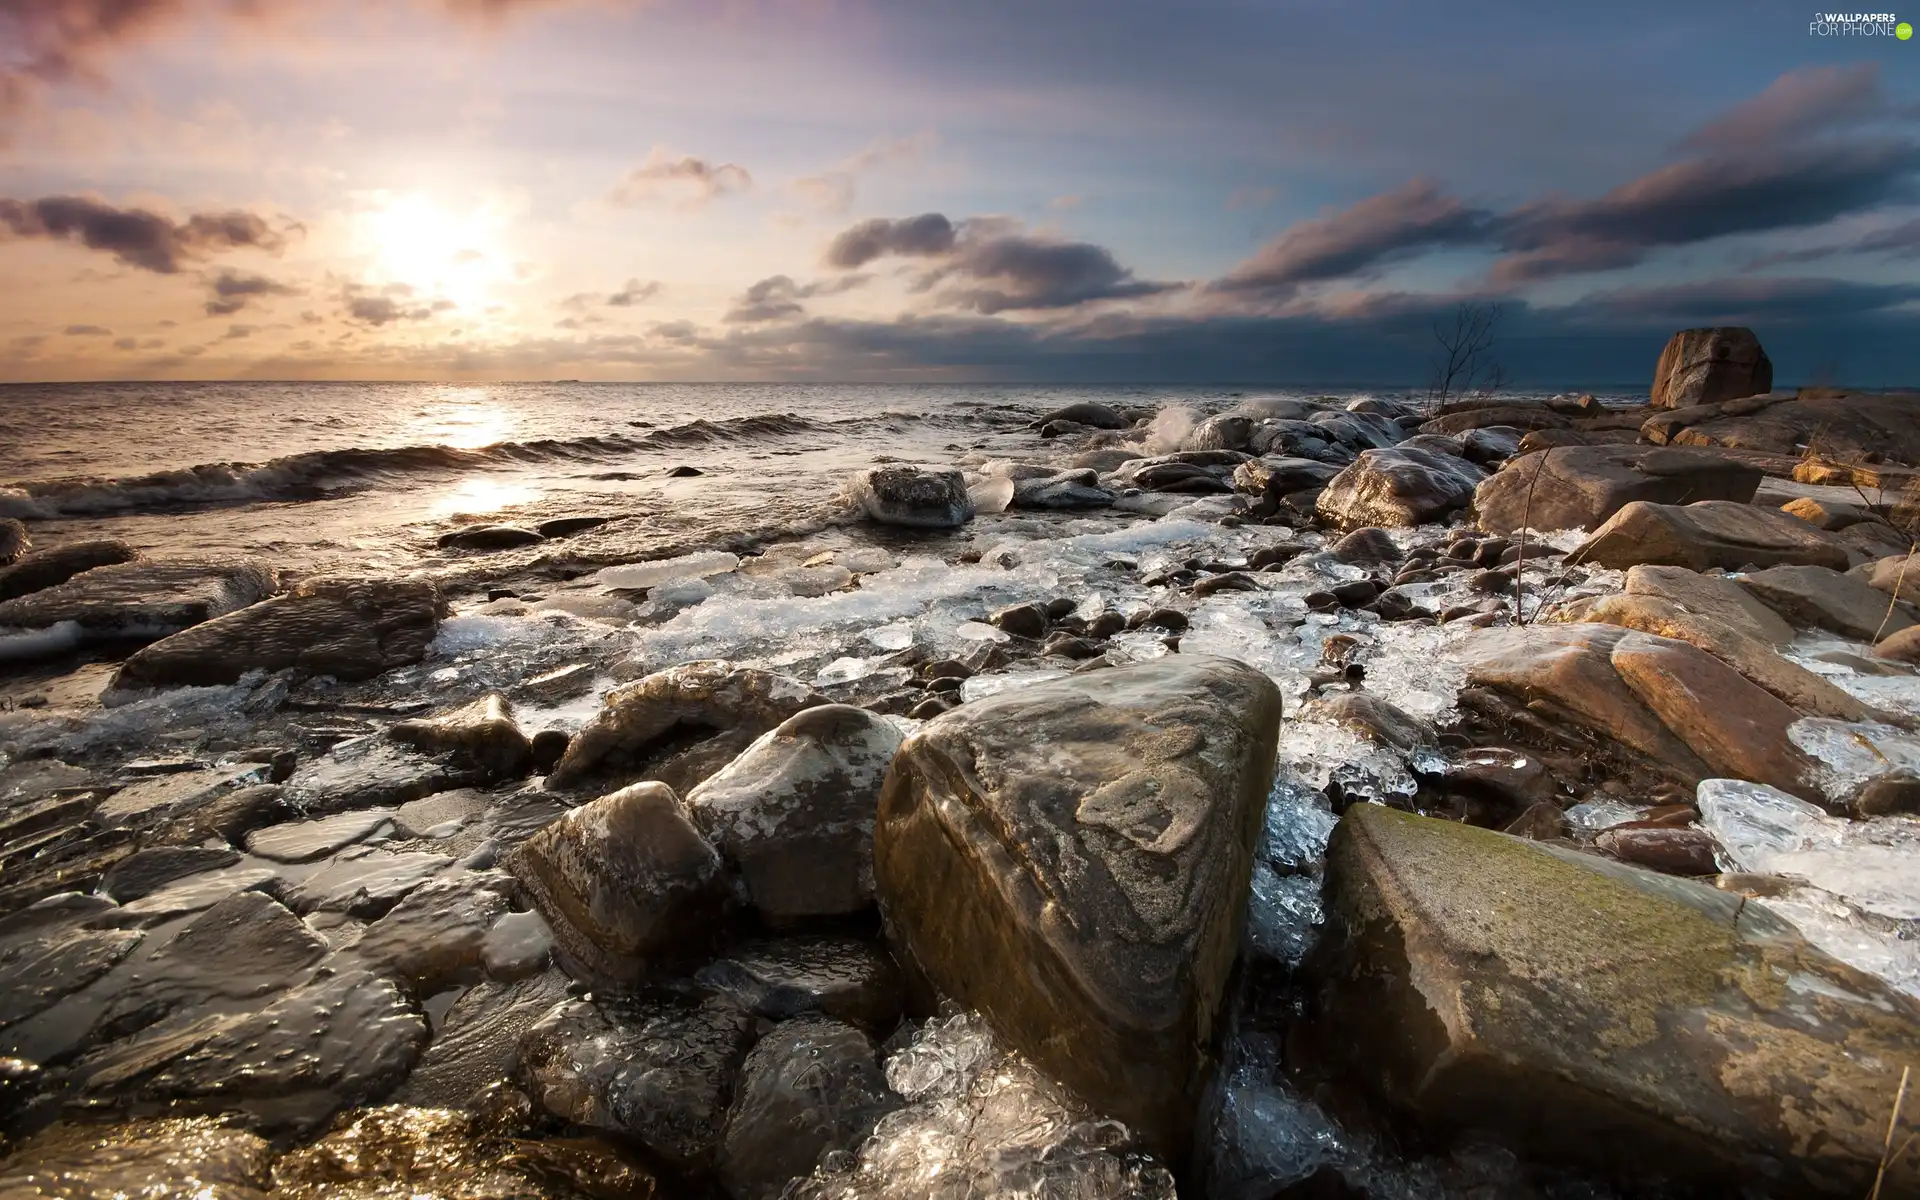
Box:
[1,325,1919,1197]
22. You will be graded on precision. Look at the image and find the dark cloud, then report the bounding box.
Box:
[204,268,298,315]
[112,335,135,349]
[1745,215,1920,268]
[1211,179,1490,296]
[607,278,661,306]
[1679,64,1907,155]
[340,281,448,326]
[724,273,868,324]
[0,194,286,272]
[1560,276,1920,326]
[608,149,752,208]
[62,323,111,335]
[825,213,957,269]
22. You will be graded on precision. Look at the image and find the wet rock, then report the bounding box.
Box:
[1876,626,1920,665]
[0,557,277,641]
[1504,801,1567,840]
[0,517,25,565]
[95,764,267,830]
[906,696,953,720]
[154,783,289,848]
[0,1117,274,1197]
[247,807,394,862]
[1231,456,1342,500]
[1328,527,1401,566]
[348,871,517,991]
[112,575,443,690]
[537,514,612,538]
[78,963,427,1136]
[284,848,452,918]
[0,538,138,603]
[988,601,1050,639]
[1303,692,1429,751]
[1461,425,1524,465]
[273,1104,589,1199]
[505,781,725,987]
[1126,607,1189,633]
[1595,826,1720,875]
[390,692,534,780]
[1570,500,1851,572]
[1418,405,1571,436]
[1624,563,1795,645]
[875,655,1283,1159]
[1739,563,1917,642]
[1317,804,1920,1194]
[529,728,571,774]
[667,464,704,477]
[1851,772,1920,818]
[697,936,904,1031]
[1184,413,1254,452]
[1315,447,1485,530]
[852,466,973,529]
[685,705,902,924]
[395,970,569,1107]
[391,787,487,840]
[1577,592,1874,721]
[1329,579,1381,607]
[1190,572,1260,599]
[437,524,545,550]
[518,994,756,1167]
[1034,401,1133,430]
[1249,543,1306,570]
[0,923,144,1028]
[1650,326,1773,408]
[1474,446,1762,535]
[280,737,481,816]
[1011,469,1114,509]
[549,661,826,794]
[99,846,240,902]
[717,1016,901,1200]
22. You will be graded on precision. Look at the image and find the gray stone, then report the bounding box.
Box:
[0,538,138,602]
[0,557,277,640]
[696,936,904,1031]
[852,467,973,529]
[1315,447,1485,529]
[99,846,241,901]
[1739,564,1917,641]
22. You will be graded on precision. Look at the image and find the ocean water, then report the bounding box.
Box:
[0,382,1633,577]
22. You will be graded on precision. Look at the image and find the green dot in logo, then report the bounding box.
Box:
[1899,20,1914,37]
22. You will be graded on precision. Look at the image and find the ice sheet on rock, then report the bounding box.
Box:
[1206,1034,1345,1197]
[0,675,279,759]
[953,621,1010,643]
[788,1008,1175,1200]
[1758,887,1920,1000]
[1697,777,1920,921]
[596,550,740,589]
[816,656,882,686]
[1564,800,1646,834]
[1782,630,1920,721]
[958,670,1070,704]
[865,622,915,652]
[1789,717,1920,802]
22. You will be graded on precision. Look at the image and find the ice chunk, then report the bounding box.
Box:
[0,620,84,664]
[1262,777,1338,872]
[1564,800,1645,834]
[816,656,878,685]
[959,669,1070,704]
[967,463,1015,514]
[1789,717,1920,803]
[1757,887,1920,1000]
[1246,865,1323,968]
[1697,777,1920,921]
[788,1008,1175,1200]
[1205,1036,1345,1196]
[595,550,740,589]
[865,622,915,652]
[952,621,1009,643]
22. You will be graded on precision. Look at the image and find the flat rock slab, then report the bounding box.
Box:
[246,807,396,862]
[95,765,267,830]
[395,970,569,1107]
[1316,804,1920,1195]
[874,654,1283,1160]
[1739,564,1918,642]
[1570,500,1850,572]
[1475,445,1761,535]
[0,539,138,603]
[0,557,277,638]
[283,847,451,917]
[1625,564,1795,645]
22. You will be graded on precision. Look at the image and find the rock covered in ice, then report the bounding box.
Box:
[697,936,904,1031]
[1315,447,1485,529]
[1697,776,1920,921]
[686,704,902,923]
[0,537,137,602]
[0,556,278,641]
[0,1118,274,1198]
[875,655,1283,1159]
[504,780,726,987]
[389,691,533,780]
[849,467,974,529]
[595,550,741,589]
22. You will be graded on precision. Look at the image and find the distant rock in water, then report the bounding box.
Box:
[0,557,277,642]
[667,465,704,477]
[1032,401,1132,431]
[0,538,138,602]
[0,518,27,565]
[1650,326,1772,409]
[112,575,445,689]
[437,525,545,551]
[849,467,973,529]
[535,515,611,538]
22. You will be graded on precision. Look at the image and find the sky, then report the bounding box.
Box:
[1,0,1917,386]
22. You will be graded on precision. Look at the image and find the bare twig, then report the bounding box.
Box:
[1425,302,1507,413]
[1871,1064,1912,1200]
[1514,446,1552,626]
[1873,545,1917,646]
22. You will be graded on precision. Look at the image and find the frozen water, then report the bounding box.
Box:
[865,622,915,651]
[816,656,880,685]
[1277,720,1415,801]
[967,464,1015,514]
[1564,800,1646,834]
[1697,778,1920,921]
[1788,717,1920,802]
[1262,778,1338,872]
[1757,887,1920,1000]
[1206,1035,1346,1198]
[1782,630,1920,721]
[1246,865,1323,968]
[953,621,1010,643]
[595,550,740,588]
[959,670,1070,704]
[0,619,84,663]
[0,674,277,759]
[789,1008,1175,1200]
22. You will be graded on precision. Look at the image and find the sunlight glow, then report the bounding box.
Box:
[356,193,516,313]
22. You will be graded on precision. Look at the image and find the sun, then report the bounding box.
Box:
[357,193,514,312]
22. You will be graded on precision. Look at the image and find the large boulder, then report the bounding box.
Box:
[0,557,277,641]
[850,467,973,529]
[1739,564,1918,642]
[1650,327,1772,408]
[0,538,137,602]
[1315,804,1920,1195]
[111,574,444,689]
[1569,500,1850,572]
[1183,414,1254,452]
[1230,456,1342,500]
[548,662,827,793]
[1624,564,1794,645]
[873,655,1283,1159]
[1315,447,1486,530]
[716,1016,900,1200]
[1418,405,1570,436]
[1460,625,1820,800]
[685,704,903,923]
[1474,446,1761,535]
[1033,401,1132,431]
[504,781,727,987]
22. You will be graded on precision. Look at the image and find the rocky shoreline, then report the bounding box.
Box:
[2,329,1920,1198]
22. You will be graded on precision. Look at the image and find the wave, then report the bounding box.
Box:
[0,413,834,519]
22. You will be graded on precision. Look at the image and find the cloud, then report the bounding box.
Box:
[62,323,112,335]
[204,268,298,315]
[791,132,937,216]
[112,336,135,349]
[1561,276,1920,326]
[1680,63,1908,154]
[0,194,287,272]
[724,273,869,323]
[608,148,752,209]
[825,213,958,269]
[340,280,448,326]
[607,278,661,306]
[1212,179,1490,296]
[1745,214,1920,268]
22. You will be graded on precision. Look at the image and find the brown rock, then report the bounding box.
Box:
[0,538,138,602]
[0,557,278,641]
[1861,552,1920,605]
[1875,626,1920,665]
[1418,405,1570,436]
[1475,446,1761,535]
[1780,496,1870,531]
[1738,564,1917,641]
[1569,501,1850,572]
[389,692,533,780]
[1650,327,1772,408]
[874,655,1283,1160]
[1316,447,1486,529]
[1624,564,1794,645]
[1595,826,1720,876]
[0,518,26,566]
[1838,520,1914,564]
